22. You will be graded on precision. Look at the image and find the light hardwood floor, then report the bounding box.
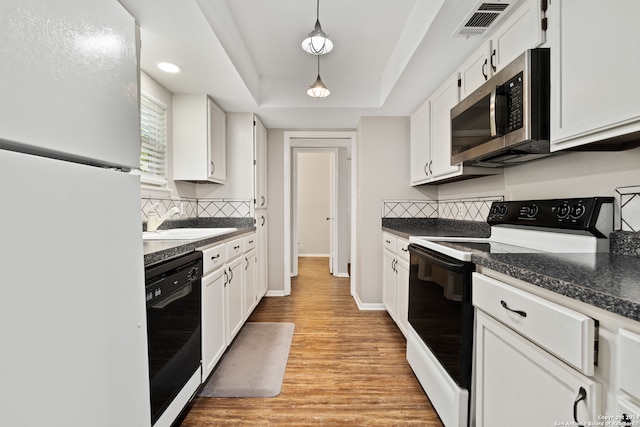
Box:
[178,257,443,426]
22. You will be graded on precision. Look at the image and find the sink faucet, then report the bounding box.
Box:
[146,206,180,232]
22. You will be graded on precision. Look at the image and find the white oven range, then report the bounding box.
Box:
[405,197,613,427]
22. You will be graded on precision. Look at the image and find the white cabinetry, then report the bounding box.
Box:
[458,0,546,99]
[548,0,640,151]
[381,232,409,336]
[410,74,496,185]
[256,211,269,298]
[173,95,226,183]
[243,235,258,318]
[201,243,226,379]
[200,231,261,380]
[473,272,601,426]
[254,117,268,209]
[225,237,245,345]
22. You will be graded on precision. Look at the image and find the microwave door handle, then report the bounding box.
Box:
[490,86,498,137]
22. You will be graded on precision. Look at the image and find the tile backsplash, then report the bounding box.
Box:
[615,185,640,232]
[141,197,252,222]
[382,196,503,222]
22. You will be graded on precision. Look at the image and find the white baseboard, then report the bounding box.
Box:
[352,292,385,311]
[265,290,286,297]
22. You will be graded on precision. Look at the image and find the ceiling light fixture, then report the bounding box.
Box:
[307,55,330,98]
[157,61,182,73]
[301,0,333,55]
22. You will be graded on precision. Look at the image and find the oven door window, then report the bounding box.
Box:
[408,245,474,389]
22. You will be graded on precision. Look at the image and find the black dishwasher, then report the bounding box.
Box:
[145,251,202,424]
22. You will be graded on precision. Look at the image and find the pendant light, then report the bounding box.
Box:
[301,0,333,55]
[307,55,330,98]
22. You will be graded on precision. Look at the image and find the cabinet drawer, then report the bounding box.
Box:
[382,232,397,252]
[397,238,410,262]
[473,273,596,376]
[201,243,225,274]
[619,329,640,402]
[226,238,244,260]
[243,233,256,252]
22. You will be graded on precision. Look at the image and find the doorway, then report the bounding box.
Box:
[283,131,357,297]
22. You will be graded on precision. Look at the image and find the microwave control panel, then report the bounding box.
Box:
[503,71,524,133]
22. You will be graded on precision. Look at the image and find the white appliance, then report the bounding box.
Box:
[406,197,613,427]
[0,2,151,426]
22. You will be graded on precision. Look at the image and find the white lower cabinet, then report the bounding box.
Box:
[475,310,601,427]
[244,248,257,319]
[225,246,245,346]
[199,231,261,381]
[381,232,409,336]
[201,265,226,379]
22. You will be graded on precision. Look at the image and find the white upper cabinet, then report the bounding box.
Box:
[458,0,547,99]
[254,117,268,209]
[173,94,226,183]
[410,73,498,185]
[429,73,463,180]
[548,0,640,151]
[410,100,431,185]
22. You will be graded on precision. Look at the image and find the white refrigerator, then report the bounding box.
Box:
[0,1,151,426]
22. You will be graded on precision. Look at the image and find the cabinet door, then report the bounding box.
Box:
[244,249,257,319]
[254,117,268,208]
[410,100,431,185]
[490,0,546,73]
[225,257,244,345]
[549,0,640,150]
[429,73,461,179]
[382,248,397,321]
[475,311,602,427]
[256,210,269,299]
[458,40,492,100]
[396,258,410,337]
[202,267,226,379]
[207,98,226,183]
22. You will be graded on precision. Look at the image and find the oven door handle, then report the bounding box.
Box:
[409,244,467,273]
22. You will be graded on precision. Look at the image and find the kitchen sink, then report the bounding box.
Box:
[142,228,237,241]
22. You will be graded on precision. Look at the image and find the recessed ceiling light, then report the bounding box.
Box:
[157,62,182,73]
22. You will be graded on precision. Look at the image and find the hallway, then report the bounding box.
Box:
[178,257,443,426]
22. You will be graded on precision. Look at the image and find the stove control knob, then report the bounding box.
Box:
[571,203,586,219]
[498,205,508,216]
[557,203,570,219]
[526,204,538,218]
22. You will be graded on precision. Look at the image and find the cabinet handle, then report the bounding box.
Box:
[210,161,216,175]
[385,239,391,244]
[211,254,220,260]
[573,387,587,426]
[248,240,254,244]
[424,162,429,176]
[224,270,228,287]
[392,258,397,272]
[228,267,233,283]
[428,160,432,175]
[401,247,408,252]
[261,216,265,226]
[490,49,497,72]
[482,58,488,80]
[234,245,240,250]
[245,257,249,270]
[500,300,527,317]
[260,196,265,206]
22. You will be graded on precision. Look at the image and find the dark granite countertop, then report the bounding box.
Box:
[143,226,255,267]
[382,219,640,323]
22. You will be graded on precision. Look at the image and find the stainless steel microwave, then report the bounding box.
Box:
[451,48,550,167]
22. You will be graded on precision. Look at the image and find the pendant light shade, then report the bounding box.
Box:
[307,56,330,98]
[301,0,333,55]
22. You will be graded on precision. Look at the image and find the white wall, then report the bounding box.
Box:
[355,117,437,305]
[297,152,331,256]
[439,147,640,202]
[266,128,285,293]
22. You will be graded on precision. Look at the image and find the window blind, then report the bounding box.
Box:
[139,94,167,186]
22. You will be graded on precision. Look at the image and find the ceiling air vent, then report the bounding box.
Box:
[454,1,518,37]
